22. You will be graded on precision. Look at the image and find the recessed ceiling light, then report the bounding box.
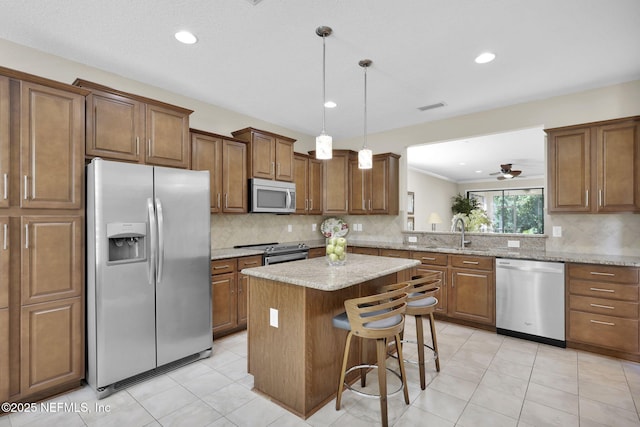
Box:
[459,162,466,166]
[324,101,337,108]
[475,52,496,64]
[175,31,198,45]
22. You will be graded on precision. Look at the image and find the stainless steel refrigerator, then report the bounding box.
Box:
[86,159,212,397]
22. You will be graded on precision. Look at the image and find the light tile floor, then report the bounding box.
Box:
[2,320,640,426]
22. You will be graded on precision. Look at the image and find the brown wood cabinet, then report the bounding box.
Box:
[311,149,353,215]
[449,254,495,325]
[232,128,295,182]
[546,116,640,213]
[211,255,263,337]
[293,153,323,215]
[190,129,248,213]
[308,247,326,258]
[567,263,639,356]
[75,79,192,168]
[412,251,449,314]
[349,153,400,215]
[0,66,86,403]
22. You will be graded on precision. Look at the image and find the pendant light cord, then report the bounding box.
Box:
[322,34,327,133]
[363,64,367,149]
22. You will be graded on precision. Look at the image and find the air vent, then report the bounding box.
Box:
[245,0,264,4]
[417,102,446,112]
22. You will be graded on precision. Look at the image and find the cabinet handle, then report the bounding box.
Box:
[244,261,258,266]
[217,193,221,209]
[2,173,6,200]
[136,136,139,155]
[309,199,313,210]
[590,303,614,310]
[3,223,7,250]
[277,162,280,176]
[590,271,615,277]
[23,175,28,200]
[213,265,230,270]
[148,139,151,156]
[462,260,479,265]
[271,162,275,175]
[590,319,615,326]
[589,287,614,293]
[368,200,372,211]
[225,193,228,209]
[24,224,28,249]
[598,189,602,207]
[585,190,589,207]
[421,257,436,261]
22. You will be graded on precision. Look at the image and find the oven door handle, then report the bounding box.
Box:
[264,251,308,265]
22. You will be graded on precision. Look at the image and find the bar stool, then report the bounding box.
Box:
[332,285,410,427]
[400,273,442,389]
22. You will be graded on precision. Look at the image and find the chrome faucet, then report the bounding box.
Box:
[454,217,470,248]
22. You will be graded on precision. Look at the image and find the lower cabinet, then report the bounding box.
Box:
[211,255,262,337]
[567,263,639,356]
[412,252,449,314]
[20,297,83,396]
[308,247,325,259]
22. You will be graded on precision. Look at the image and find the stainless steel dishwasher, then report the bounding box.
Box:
[496,258,566,347]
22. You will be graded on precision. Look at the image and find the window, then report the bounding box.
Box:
[467,188,544,234]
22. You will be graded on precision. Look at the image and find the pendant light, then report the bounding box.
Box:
[358,59,373,169]
[315,26,333,160]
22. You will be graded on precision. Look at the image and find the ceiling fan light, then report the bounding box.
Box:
[358,148,372,169]
[504,173,513,179]
[174,31,197,44]
[315,133,333,160]
[475,52,496,64]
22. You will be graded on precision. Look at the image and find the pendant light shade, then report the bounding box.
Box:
[358,59,373,169]
[315,26,333,160]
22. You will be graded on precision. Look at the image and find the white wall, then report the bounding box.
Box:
[407,168,457,231]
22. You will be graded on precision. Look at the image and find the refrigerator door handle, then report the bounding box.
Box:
[147,198,157,285]
[155,198,165,285]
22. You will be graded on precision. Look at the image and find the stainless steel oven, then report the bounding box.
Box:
[234,242,309,265]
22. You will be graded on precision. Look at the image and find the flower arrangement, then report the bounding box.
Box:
[451,209,492,232]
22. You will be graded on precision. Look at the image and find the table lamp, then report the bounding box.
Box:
[427,212,442,231]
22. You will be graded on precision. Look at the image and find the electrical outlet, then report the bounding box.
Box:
[359,224,364,232]
[552,226,562,237]
[287,224,292,232]
[507,240,520,248]
[408,236,418,243]
[269,308,278,328]
[312,223,317,232]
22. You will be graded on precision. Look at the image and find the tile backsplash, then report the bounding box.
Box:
[211,212,638,256]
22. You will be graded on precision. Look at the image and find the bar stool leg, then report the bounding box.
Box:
[376,338,389,427]
[415,314,427,389]
[428,312,440,372]
[394,333,410,404]
[336,332,353,410]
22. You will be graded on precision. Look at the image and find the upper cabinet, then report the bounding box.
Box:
[293,153,323,215]
[310,150,352,215]
[74,79,192,169]
[190,129,248,214]
[0,76,8,209]
[546,116,640,213]
[349,153,400,215]
[231,127,295,182]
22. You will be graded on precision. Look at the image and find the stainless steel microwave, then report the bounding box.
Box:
[249,178,296,213]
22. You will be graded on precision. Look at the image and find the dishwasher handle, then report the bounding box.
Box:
[496,261,564,275]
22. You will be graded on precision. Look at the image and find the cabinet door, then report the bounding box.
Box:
[323,151,350,214]
[145,103,190,168]
[547,127,591,212]
[275,138,294,182]
[414,265,448,314]
[449,268,495,325]
[371,155,399,214]
[222,140,248,213]
[191,133,223,213]
[237,272,250,327]
[349,158,368,214]
[596,120,640,212]
[20,296,83,396]
[20,81,84,210]
[308,158,323,214]
[0,217,7,309]
[293,154,309,214]
[0,76,8,209]
[251,132,275,179]
[212,272,237,335]
[0,307,7,402]
[21,216,83,306]
[86,89,143,162]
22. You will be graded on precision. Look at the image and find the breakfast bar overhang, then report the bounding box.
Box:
[241,254,420,418]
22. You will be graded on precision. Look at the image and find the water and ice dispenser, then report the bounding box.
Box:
[106,222,146,263]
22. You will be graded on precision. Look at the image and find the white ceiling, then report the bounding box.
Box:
[0,0,638,181]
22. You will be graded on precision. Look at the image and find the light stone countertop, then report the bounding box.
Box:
[241,253,420,291]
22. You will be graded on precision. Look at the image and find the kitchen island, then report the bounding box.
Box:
[241,254,420,418]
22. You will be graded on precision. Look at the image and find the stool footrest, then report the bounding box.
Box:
[343,364,405,399]
[388,340,438,365]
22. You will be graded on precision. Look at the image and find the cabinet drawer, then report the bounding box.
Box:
[211,259,237,275]
[569,295,638,318]
[352,246,379,256]
[569,310,639,353]
[568,264,639,284]
[411,251,448,266]
[450,254,493,271]
[308,247,326,258]
[379,249,410,259]
[238,255,262,270]
[569,279,638,302]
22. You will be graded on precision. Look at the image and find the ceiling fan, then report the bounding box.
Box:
[490,163,522,180]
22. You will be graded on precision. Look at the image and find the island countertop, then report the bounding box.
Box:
[241,253,420,291]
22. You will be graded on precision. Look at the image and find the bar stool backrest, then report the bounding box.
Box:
[344,286,409,340]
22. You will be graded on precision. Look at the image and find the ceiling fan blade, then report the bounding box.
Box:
[497,176,506,180]
[489,171,503,175]
[511,170,522,177]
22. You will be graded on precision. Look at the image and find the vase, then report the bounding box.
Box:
[325,237,347,266]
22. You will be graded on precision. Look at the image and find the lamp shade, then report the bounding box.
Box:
[428,212,442,231]
[358,148,372,169]
[315,133,333,160]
